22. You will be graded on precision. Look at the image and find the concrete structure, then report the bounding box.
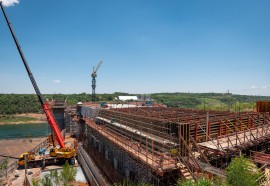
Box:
[75,106,270,185]
[77,143,109,185]
[51,100,67,131]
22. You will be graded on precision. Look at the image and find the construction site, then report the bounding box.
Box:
[71,100,270,185]
[1,1,270,186]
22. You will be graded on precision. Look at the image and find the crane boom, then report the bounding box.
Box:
[93,60,103,74]
[0,2,65,148]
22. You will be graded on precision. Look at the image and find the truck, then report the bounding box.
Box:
[18,147,76,168]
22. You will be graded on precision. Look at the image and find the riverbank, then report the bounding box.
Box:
[0,113,46,125]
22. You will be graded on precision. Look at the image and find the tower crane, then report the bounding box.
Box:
[91,61,103,102]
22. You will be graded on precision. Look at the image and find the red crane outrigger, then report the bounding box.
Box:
[0,2,65,148]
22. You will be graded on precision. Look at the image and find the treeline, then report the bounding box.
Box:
[151,92,270,111]
[0,94,40,114]
[0,93,136,114]
[0,92,270,114]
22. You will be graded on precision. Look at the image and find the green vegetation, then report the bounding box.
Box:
[0,158,9,179]
[61,161,77,185]
[177,156,262,186]
[0,93,136,114]
[0,94,41,114]
[33,162,77,186]
[151,92,270,111]
[41,174,52,186]
[0,115,38,124]
[32,178,40,186]
[50,170,61,186]
[226,155,261,186]
[0,92,269,115]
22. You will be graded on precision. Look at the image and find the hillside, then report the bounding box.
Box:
[151,92,269,112]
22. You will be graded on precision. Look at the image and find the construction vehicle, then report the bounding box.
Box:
[49,147,76,159]
[17,147,76,168]
[0,2,76,167]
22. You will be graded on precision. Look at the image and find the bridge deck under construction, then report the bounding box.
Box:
[85,118,179,175]
[198,124,270,151]
[79,106,270,183]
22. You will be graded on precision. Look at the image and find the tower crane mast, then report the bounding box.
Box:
[91,61,103,102]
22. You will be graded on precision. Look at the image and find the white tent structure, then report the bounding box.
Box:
[118,96,138,101]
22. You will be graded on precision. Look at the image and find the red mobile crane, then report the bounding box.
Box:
[0,2,75,165]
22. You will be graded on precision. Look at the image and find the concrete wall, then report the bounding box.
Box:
[77,143,109,186]
[80,106,100,119]
[84,125,153,184]
[52,108,65,131]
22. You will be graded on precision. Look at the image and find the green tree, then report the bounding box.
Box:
[32,178,40,186]
[0,158,9,179]
[61,161,77,185]
[226,155,260,186]
[50,170,61,185]
[40,165,76,186]
[41,174,53,186]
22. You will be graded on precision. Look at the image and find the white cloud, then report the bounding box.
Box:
[262,86,269,89]
[1,0,19,7]
[53,80,61,83]
[250,85,257,89]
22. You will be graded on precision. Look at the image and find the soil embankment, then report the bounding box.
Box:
[0,113,46,125]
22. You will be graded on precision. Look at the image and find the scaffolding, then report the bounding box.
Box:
[78,107,270,185]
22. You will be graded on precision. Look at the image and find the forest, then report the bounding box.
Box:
[0,92,269,115]
[151,92,270,111]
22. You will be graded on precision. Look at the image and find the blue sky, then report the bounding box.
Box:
[0,0,269,96]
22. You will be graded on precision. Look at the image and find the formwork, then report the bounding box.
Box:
[257,101,270,113]
[79,107,270,185]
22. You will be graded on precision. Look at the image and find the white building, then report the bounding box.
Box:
[118,96,138,101]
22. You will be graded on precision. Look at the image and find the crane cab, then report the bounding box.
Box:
[18,152,35,166]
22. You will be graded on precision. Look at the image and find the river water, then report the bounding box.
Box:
[0,123,49,139]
